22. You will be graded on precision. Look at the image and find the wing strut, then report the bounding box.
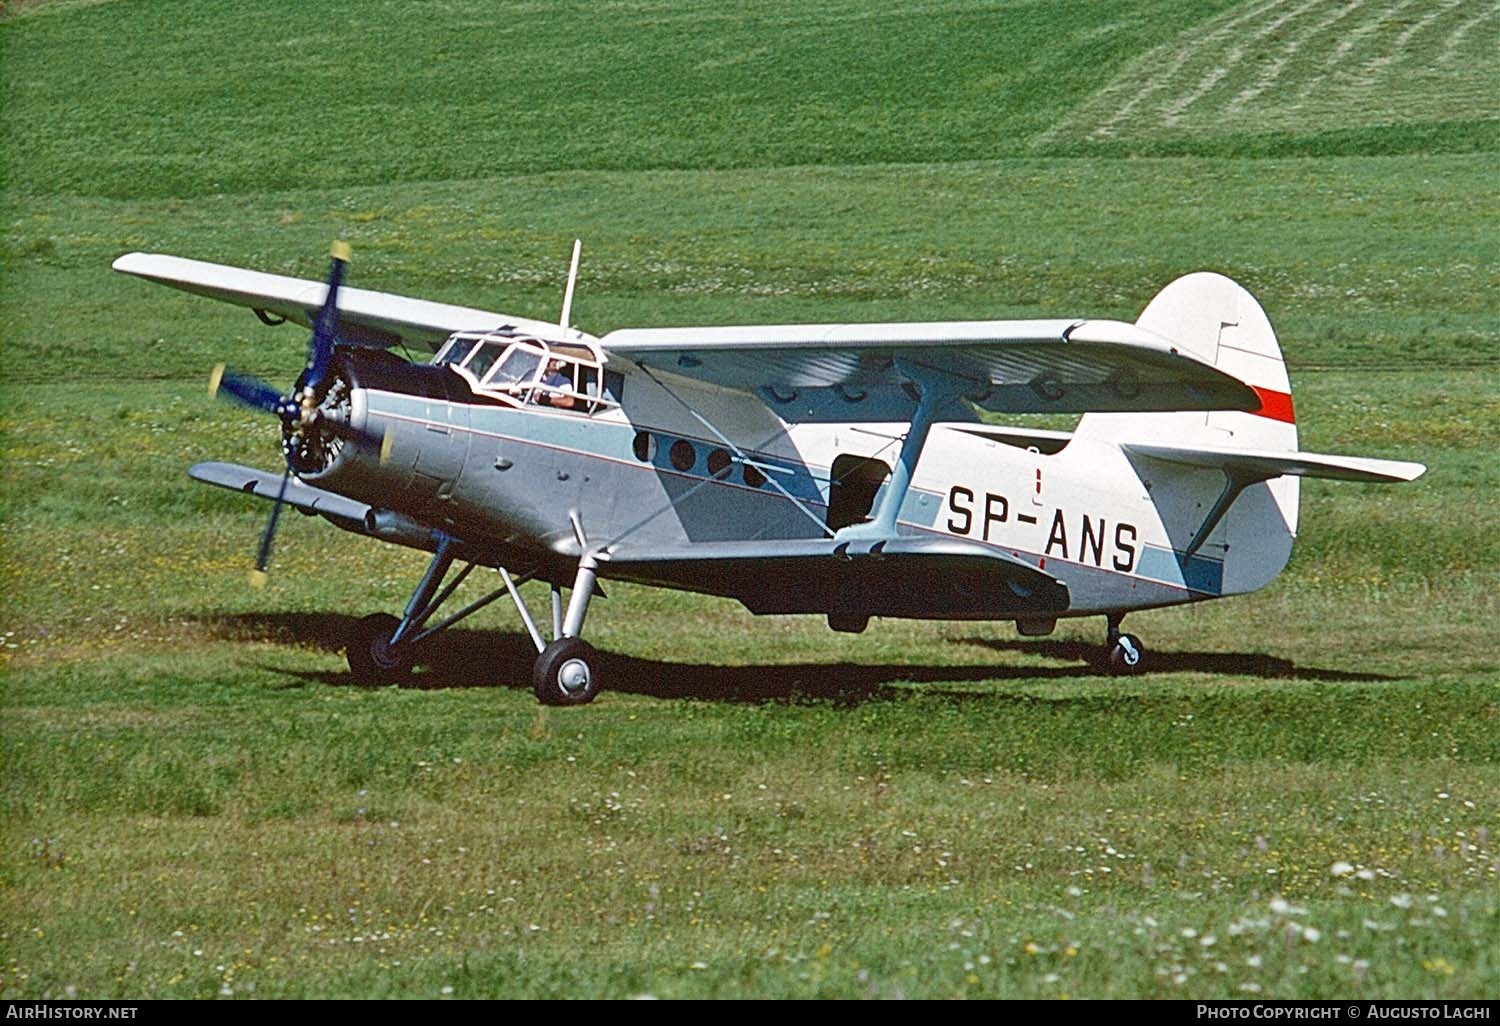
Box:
[835,359,950,544]
[1184,468,1261,559]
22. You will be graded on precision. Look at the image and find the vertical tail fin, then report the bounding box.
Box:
[1077,273,1300,593]
[1078,271,1297,452]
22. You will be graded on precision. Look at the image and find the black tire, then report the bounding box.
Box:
[1108,632,1145,675]
[533,637,601,706]
[827,611,870,634]
[346,612,414,684]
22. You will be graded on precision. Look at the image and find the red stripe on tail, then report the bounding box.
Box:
[1251,386,1295,423]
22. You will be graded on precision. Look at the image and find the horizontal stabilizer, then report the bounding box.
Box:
[1122,442,1425,483]
[115,253,581,351]
[598,535,1069,619]
[189,461,373,521]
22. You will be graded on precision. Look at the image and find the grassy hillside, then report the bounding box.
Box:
[1046,0,1500,151]
[2,0,1497,1001]
[2,0,1233,198]
[5,0,1495,201]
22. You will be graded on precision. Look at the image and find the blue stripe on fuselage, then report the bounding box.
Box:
[1135,543,1224,595]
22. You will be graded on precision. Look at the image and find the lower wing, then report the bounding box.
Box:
[596,536,1069,619]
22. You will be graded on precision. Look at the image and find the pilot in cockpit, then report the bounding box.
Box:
[537,359,576,409]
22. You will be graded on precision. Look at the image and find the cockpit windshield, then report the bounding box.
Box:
[439,336,479,367]
[432,330,621,414]
[465,341,507,381]
[486,347,541,387]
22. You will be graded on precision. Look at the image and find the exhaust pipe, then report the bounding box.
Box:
[364,509,443,551]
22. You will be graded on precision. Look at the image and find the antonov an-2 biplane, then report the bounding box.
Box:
[113,243,1424,704]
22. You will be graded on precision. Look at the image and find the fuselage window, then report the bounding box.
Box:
[632,431,655,461]
[669,439,695,472]
[707,448,732,479]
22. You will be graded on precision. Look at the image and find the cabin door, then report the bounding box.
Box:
[826,455,890,532]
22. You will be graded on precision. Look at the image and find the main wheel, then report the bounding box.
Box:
[533,637,601,706]
[1108,632,1145,675]
[346,612,414,684]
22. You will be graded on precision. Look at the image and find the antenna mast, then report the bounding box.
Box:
[559,239,582,334]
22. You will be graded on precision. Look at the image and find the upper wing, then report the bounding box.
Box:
[113,252,584,352]
[119,252,1258,418]
[601,319,1259,420]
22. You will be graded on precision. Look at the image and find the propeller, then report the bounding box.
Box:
[211,242,352,587]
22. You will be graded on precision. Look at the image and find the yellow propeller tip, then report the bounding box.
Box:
[208,363,225,398]
[330,240,352,262]
[248,569,269,590]
[379,426,395,464]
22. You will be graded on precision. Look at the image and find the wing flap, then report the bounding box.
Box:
[1122,442,1426,482]
[597,535,1069,618]
[114,252,581,352]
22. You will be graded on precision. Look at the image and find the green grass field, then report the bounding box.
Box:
[2,0,1498,1000]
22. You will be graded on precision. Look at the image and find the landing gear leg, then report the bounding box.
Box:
[346,537,456,683]
[1105,613,1145,675]
[344,539,606,704]
[346,535,515,685]
[532,557,601,706]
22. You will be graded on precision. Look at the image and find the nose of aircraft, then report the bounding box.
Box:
[202,242,356,581]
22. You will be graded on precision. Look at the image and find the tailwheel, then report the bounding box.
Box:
[1104,614,1145,675]
[533,636,601,706]
[1108,632,1145,675]
[347,612,414,684]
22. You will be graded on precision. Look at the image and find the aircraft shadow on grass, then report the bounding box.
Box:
[195,612,1398,705]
